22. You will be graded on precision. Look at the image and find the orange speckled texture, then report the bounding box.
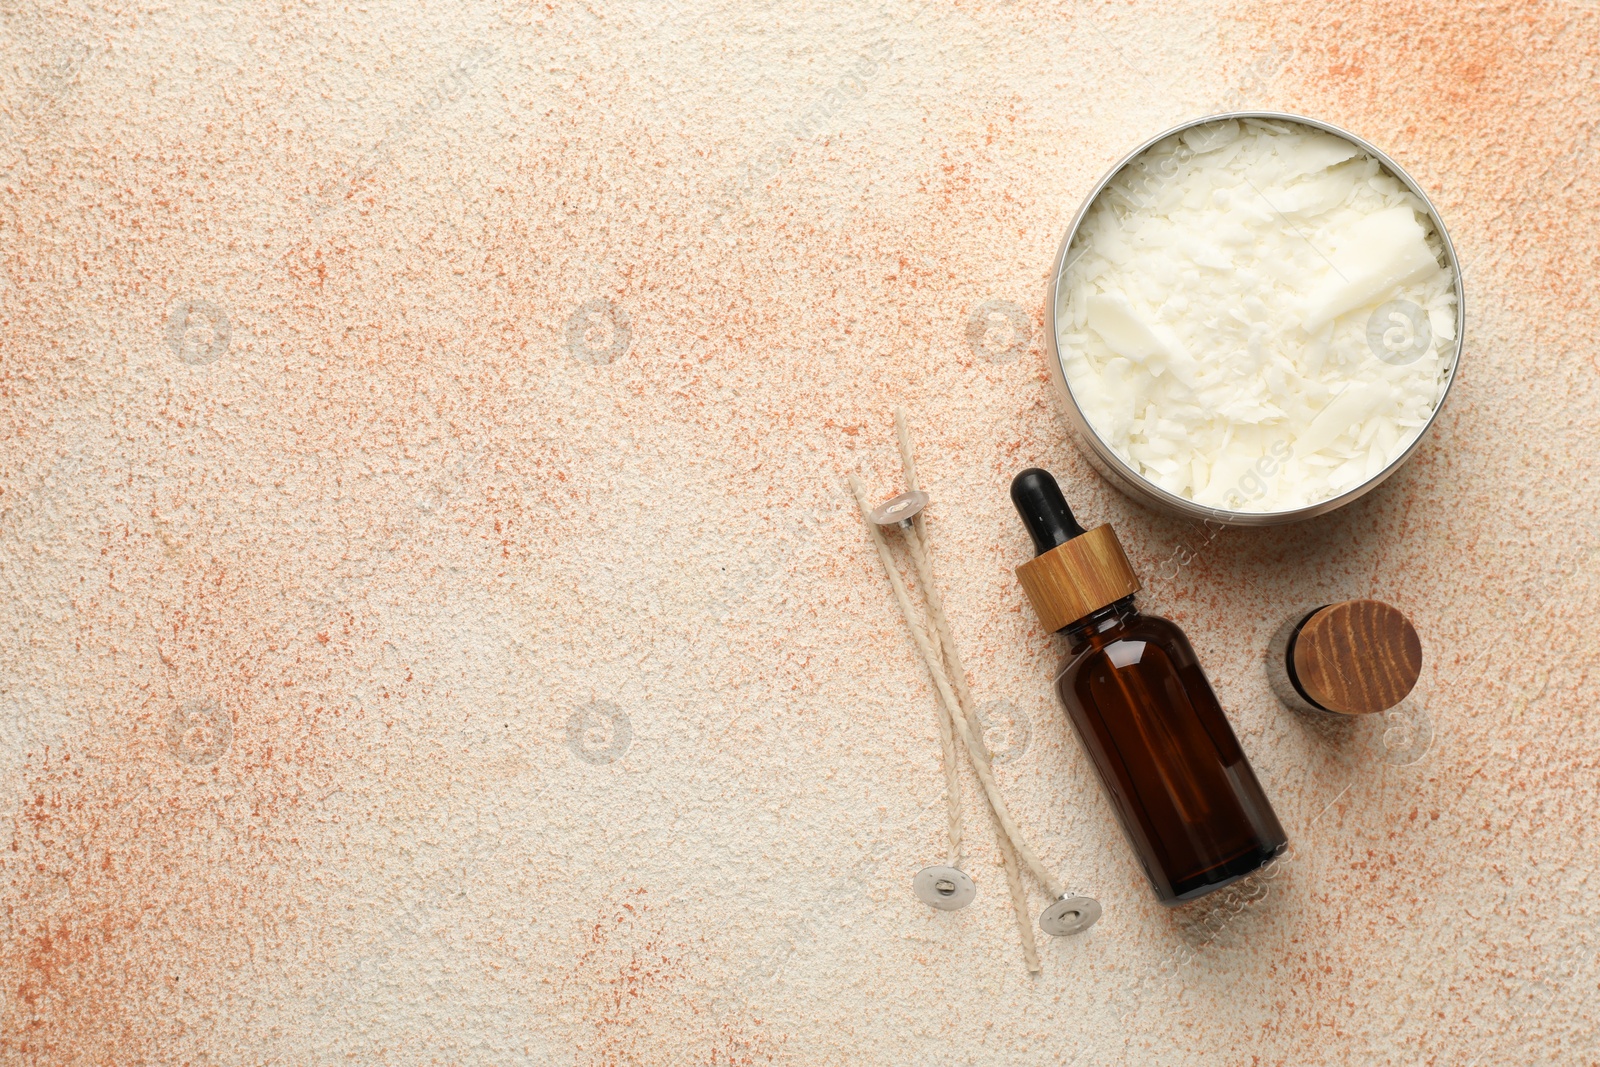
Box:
[2,0,1597,1063]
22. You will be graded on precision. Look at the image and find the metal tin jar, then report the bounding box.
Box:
[1043,111,1466,527]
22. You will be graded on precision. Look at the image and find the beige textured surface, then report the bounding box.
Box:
[2,1,1598,1063]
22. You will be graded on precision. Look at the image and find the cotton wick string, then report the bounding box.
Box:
[905,528,1044,974]
[890,408,1063,898]
[898,521,1062,894]
[848,474,966,870]
[850,414,1066,972]
[894,407,1044,968]
[847,475,1046,974]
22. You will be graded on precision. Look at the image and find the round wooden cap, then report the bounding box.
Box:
[1015,524,1141,632]
[1291,599,1422,715]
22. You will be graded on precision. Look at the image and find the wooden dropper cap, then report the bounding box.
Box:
[1289,599,1422,715]
[1011,469,1140,633]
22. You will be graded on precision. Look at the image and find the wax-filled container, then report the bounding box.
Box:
[1010,468,1287,903]
[1044,112,1466,526]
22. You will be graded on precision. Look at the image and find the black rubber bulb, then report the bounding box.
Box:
[1010,468,1087,556]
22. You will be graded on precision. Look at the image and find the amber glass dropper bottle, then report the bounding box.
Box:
[1011,468,1287,905]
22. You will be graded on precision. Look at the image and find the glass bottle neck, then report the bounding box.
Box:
[1063,595,1139,650]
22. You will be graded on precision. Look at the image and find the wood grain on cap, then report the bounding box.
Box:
[1293,599,1422,715]
[1015,524,1140,633]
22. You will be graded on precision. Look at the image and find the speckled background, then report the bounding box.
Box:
[2,1,1597,1063]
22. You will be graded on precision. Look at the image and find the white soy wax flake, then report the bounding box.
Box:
[1061,120,1456,513]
